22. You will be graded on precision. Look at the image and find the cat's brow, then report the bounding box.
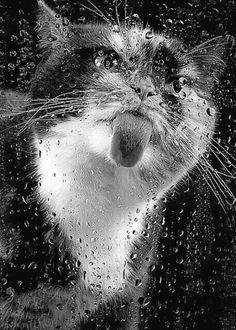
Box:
[153,44,180,77]
[72,25,111,49]
[162,44,199,79]
[76,46,114,53]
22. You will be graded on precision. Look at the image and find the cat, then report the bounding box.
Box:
[0,0,234,329]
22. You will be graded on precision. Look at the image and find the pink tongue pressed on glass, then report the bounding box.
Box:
[110,113,152,167]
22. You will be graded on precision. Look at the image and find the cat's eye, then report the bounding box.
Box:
[93,49,120,71]
[172,77,187,93]
[166,76,190,99]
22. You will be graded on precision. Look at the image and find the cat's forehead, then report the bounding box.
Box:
[109,28,165,52]
[72,24,168,55]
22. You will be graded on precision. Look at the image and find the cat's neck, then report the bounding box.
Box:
[35,119,156,295]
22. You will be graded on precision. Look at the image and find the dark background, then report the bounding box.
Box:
[0,0,235,329]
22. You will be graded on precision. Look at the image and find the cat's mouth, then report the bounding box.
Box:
[110,113,152,167]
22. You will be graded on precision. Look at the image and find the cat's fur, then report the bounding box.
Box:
[0,0,233,329]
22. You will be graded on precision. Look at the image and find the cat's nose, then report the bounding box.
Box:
[131,78,156,101]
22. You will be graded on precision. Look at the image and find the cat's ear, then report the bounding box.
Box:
[186,35,235,81]
[37,0,71,52]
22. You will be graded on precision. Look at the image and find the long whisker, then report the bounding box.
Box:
[114,1,121,28]
[211,137,236,163]
[124,0,127,30]
[85,0,112,25]
[197,163,226,211]
[17,108,43,135]
[162,113,235,211]
[80,3,108,23]
[169,110,236,172]
[169,112,236,166]
[185,37,228,56]
[15,106,86,135]
[212,169,236,179]
[210,144,236,175]
[128,0,137,28]
[188,54,225,66]
[202,157,235,203]
[1,88,118,116]
[3,100,85,117]
[201,159,228,200]
[163,107,216,134]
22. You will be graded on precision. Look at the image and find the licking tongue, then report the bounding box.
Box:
[110,113,152,167]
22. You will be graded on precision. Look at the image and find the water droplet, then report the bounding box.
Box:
[150,264,156,272]
[17,280,23,287]
[179,90,187,99]
[77,16,86,24]
[145,30,153,39]
[132,13,140,19]
[85,310,91,317]
[28,261,38,270]
[62,17,70,26]
[135,279,142,287]
[6,287,14,296]
[113,25,120,32]
[131,253,137,260]
[206,107,215,116]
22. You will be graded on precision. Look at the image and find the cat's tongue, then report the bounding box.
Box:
[110,113,152,167]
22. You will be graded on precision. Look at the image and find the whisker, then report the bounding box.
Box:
[162,114,235,211]
[80,3,103,19]
[211,137,236,163]
[189,54,225,66]
[202,157,236,202]
[83,0,112,25]
[14,106,86,135]
[210,144,236,175]
[164,109,216,134]
[17,109,42,135]
[3,101,84,117]
[169,111,236,173]
[185,36,229,56]
[128,0,138,28]
[124,0,127,29]
[213,170,236,179]
[114,0,121,28]
[160,116,196,159]
[170,112,234,160]
[197,162,226,211]
[201,159,228,200]
[34,108,85,121]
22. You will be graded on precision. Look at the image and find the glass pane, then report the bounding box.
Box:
[0,0,235,329]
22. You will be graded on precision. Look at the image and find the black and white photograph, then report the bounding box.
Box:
[0,0,235,329]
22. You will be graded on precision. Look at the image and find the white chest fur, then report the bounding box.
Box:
[35,119,153,296]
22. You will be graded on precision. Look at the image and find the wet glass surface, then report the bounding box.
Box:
[0,0,235,329]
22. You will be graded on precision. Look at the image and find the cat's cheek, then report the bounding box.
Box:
[140,146,155,167]
[181,92,216,119]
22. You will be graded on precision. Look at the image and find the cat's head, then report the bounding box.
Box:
[32,0,232,191]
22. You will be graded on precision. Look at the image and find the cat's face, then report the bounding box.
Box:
[31,1,228,191]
